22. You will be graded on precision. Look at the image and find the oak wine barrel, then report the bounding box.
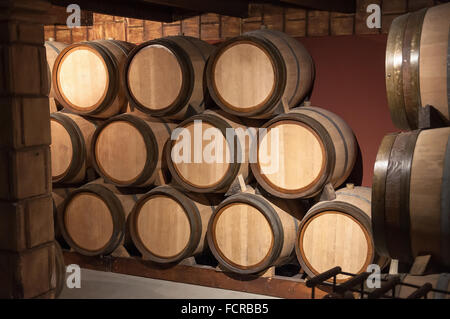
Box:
[124,36,215,119]
[251,106,357,199]
[397,274,450,299]
[166,110,252,193]
[52,40,135,118]
[206,29,315,118]
[92,113,176,187]
[295,185,388,282]
[207,190,304,275]
[52,188,74,244]
[57,180,140,256]
[50,112,97,184]
[129,185,217,264]
[45,39,68,112]
[386,3,450,129]
[372,127,450,267]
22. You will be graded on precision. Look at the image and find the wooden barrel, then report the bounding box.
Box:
[50,112,97,184]
[207,190,304,275]
[397,274,450,299]
[251,106,357,199]
[92,113,175,187]
[52,241,66,298]
[57,180,139,256]
[52,188,74,243]
[386,3,450,130]
[124,36,215,120]
[129,185,216,264]
[372,127,450,267]
[45,39,68,111]
[206,29,314,118]
[166,110,252,193]
[52,40,135,118]
[296,185,388,282]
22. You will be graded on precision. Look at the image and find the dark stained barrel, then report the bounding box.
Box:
[372,127,450,268]
[385,3,450,129]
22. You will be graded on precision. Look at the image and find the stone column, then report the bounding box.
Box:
[0,0,58,299]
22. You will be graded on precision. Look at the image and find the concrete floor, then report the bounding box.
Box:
[59,269,277,299]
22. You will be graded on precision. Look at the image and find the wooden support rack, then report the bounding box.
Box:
[63,251,326,299]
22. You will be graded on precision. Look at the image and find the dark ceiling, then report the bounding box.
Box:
[50,0,356,23]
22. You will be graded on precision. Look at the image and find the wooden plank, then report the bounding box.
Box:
[162,22,181,36]
[144,21,163,40]
[331,15,354,36]
[63,251,325,299]
[285,7,306,20]
[55,27,71,42]
[263,4,284,31]
[127,26,144,43]
[63,251,112,272]
[285,19,306,37]
[201,21,220,40]
[181,16,200,37]
[221,16,240,38]
[307,10,330,36]
[104,21,126,41]
[71,27,89,42]
[381,0,407,14]
[93,13,114,23]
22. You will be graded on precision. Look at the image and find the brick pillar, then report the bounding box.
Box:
[0,0,58,299]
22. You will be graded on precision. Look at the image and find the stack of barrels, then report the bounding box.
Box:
[373,1,450,282]
[46,5,446,293]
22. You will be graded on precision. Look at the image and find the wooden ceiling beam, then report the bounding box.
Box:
[50,0,199,22]
[279,0,356,13]
[141,0,250,18]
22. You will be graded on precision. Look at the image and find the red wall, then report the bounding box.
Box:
[298,34,397,187]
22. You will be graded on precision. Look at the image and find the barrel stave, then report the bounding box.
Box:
[296,185,380,282]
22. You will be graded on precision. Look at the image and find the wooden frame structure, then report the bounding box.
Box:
[63,251,326,299]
